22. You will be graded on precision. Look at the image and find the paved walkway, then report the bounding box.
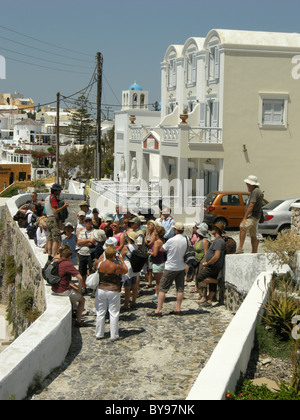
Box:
[31,277,233,400]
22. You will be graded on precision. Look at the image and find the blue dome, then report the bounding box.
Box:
[129,82,143,91]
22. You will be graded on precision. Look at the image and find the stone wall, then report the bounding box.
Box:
[291,203,300,232]
[0,206,46,337]
[0,194,72,400]
[222,253,290,313]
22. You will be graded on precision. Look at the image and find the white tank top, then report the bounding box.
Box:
[44,194,55,217]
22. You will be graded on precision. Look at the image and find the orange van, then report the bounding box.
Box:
[203,191,268,228]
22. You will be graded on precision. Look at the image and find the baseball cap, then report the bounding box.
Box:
[51,183,63,191]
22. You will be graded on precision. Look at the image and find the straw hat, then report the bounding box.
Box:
[127,231,139,243]
[172,221,184,231]
[212,222,225,234]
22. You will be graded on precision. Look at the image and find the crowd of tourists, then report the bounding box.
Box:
[14,176,263,341]
[13,183,227,340]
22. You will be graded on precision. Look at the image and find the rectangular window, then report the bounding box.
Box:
[262,100,284,125]
[167,58,176,89]
[259,93,289,129]
[205,45,219,82]
[220,194,240,206]
[185,52,196,85]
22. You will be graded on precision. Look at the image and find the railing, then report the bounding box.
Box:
[130,126,143,141]
[90,180,205,215]
[162,127,180,141]
[129,125,222,144]
[188,127,222,144]
[91,180,162,212]
[5,152,31,164]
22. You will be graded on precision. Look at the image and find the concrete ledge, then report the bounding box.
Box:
[186,272,272,400]
[0,194,72,400]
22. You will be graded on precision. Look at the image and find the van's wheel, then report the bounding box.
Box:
[214,218,228,229]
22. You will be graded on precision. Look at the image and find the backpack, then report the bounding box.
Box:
[50,196,69,222]
[222,236,237,254]
[27,224,38,241]
[42,259,63,285]
[184,236,198,267]
[129,249,148,273]
[58,200,69,222]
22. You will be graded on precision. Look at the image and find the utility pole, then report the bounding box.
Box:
[56,92,60,184]
[96,52,103,180]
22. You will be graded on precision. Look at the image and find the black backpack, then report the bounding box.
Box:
[42,259,63,285]
[58,200,69,222]
[129,249,148,273]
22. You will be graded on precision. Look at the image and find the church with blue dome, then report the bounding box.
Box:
[114,80,161,184]
[122,81,148,110]
[128,82,143,91]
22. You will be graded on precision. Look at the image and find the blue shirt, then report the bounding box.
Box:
[156,216,176,240]
[62,233,77,266]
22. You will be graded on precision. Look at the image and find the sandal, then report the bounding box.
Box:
[147,311,162,317]
[169,310,182,316]
[197,298,207,305]
[189,287,198,293]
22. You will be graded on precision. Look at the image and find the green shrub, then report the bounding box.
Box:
[1,186,19,198]
[5,256,17,285]
[262,274,300,338]
[226,378,300,400]
[16,289,34,317]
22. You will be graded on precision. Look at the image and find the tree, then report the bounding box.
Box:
[60,145,96,186]
[101,125,114,177]
[69,94,95,144]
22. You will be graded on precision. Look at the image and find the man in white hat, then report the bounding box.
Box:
[236,175,263,254]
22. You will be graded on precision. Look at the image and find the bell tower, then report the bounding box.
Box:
[122,82,148,110]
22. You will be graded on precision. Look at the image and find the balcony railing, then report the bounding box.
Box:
[188,127,222,144]
[129,124,223,145]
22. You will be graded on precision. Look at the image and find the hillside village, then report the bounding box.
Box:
[0,92,114,192]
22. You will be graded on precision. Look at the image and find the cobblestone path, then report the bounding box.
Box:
[31,278,233,400]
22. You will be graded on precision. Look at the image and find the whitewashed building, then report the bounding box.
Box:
[114,82,161,183]
[116,29,300,204]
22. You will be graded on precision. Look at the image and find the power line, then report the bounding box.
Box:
[4,55,92,75]
[13,77,98,111]
[0,34,92,63]
[0,45,93,70]
[0,24,93,58]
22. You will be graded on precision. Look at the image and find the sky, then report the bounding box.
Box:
[1,0,300,117]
